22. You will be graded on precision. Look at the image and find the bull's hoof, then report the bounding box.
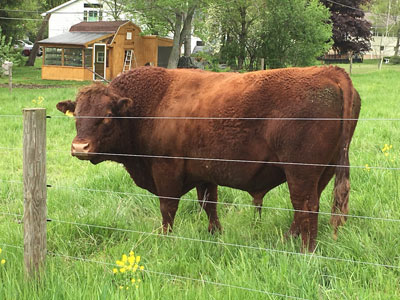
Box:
[208,221,222,234]
[284,224,300,240]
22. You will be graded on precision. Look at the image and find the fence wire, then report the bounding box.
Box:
[1,213,398,270]
[0,242,309,300]
[1,179,400,223]
[3,113,400,121]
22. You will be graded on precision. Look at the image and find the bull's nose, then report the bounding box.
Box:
[71,142,90,157]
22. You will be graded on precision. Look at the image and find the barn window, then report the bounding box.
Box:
[64,48,83,67]
[126,32,132,40]
[84,48,93,67]
[44,47,62,65]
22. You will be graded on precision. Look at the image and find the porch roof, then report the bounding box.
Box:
[39,32,111,46]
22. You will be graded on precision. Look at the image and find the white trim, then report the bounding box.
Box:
[93,43,106,81]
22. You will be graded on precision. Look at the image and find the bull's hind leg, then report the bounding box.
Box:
[286,170,320,252]
[196,183,222,233]
[331,165,350,239]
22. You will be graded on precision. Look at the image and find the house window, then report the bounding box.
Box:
[96,51,105,63]
[84,10,103,21]
[126,32,132,40]
[64,48,83,67]
[44,47,62,65]
[83,4,103,22]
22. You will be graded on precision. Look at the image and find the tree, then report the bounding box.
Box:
[125,0,200,68]
[260,0,333,68]
[0,0,42,42]
[370,0,400,56]
[198,0,332,69]
[320,0,372,54]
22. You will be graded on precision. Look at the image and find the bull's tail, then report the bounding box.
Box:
[330,68,358,239]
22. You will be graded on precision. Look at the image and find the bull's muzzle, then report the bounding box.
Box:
[71,142,91,159]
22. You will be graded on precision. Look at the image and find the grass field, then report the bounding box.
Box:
[0,62,399,299]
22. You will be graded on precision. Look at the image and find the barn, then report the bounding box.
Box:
[38,20,174,81]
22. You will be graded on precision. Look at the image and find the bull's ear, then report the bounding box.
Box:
[116,97,133,116]
[56,100,76,114]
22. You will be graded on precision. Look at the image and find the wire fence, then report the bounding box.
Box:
[1,210,399,271]
[0,242,308,300]
[1,177,400,224]
[0,145,398,171]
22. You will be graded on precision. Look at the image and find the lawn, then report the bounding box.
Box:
[0,62,399,299]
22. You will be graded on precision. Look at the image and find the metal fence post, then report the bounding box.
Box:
[23,108,47,277]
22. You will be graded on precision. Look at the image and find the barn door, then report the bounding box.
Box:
[93,44,106,81]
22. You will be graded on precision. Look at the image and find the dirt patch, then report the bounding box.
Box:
[0,83,80,89]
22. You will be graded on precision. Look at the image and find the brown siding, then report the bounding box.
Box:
[42,66,92,81]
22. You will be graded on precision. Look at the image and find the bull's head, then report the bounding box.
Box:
[56,83,132,164]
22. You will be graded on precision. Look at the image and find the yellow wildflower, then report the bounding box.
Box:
[132,264,138,272]
[116,260,124,267]
[113,268,118,274]
[119,268,126,273]
[1,259,6,265]
[129,251,134,256]
[119,286,124,290]
[140,266,144,271]
[122,254,128,263]
[137,279,141,283]
[135,256,141,264]
[131,278,136,283]
[128,255,135,265]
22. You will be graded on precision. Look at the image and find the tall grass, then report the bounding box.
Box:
[0,65,399,299]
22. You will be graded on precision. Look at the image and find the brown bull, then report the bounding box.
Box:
[57,66,360,251]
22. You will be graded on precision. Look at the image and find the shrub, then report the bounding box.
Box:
[0,28,25,67]
[390,56,400,65]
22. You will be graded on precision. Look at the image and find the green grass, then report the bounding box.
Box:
[0,63,400,299]
[0,59,91,86]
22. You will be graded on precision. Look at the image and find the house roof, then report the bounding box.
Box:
[41,0,80,16]
[70,21,130,33]
[38,32,112,46]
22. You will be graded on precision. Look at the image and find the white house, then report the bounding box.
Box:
[365,35,398,59]
[42,0,130,38]
[42,0,202,54]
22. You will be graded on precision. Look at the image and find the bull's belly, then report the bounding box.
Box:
[187,162,286,193]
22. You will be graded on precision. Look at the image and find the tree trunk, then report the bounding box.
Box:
[184,34,192,57]
[167,12,183,69]
[395,27,400,56]
[26,14,50,67]
[168,5,196,69]
[237,7,247,70]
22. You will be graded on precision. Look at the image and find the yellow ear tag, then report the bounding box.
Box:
[65,110,74,117]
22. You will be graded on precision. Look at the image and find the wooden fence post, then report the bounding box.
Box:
[261,58,265,70]
[23,108,47,278]
[8,64,12,93]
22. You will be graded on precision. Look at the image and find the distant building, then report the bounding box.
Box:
[42,0,130,38]
[42,0,202,54]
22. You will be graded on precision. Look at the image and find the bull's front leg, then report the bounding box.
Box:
[159,197,180,233]
[196,183,222,233]
[152,161,184,234]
